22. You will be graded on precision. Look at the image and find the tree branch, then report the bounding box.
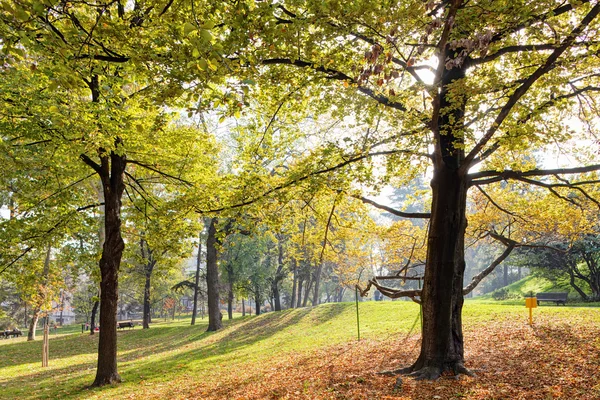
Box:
[353,195,431,219]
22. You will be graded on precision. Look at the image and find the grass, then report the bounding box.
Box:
[474,275,599,305]
[0,301,599,399]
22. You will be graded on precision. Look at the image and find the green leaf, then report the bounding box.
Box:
[200,29,213,43]
[183,22,196,36]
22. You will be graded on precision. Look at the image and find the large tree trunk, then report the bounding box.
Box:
[191,233,202,326]
[89,143,126,387]
[205,218,222,332]
[402,62,469,380]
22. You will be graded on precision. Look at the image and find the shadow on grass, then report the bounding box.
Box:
[0,304,351,399]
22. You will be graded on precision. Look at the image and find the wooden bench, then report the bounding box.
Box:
[117,321,135,330]
[2,329,22,339]
[536,292,568,305]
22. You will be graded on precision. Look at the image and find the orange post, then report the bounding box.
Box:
[525,297,537,326]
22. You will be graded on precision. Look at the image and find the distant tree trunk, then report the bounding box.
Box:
[205,218,222,332]
[567,267,589,301]
[83,133,126,387]
[312,264,323,306]
[191,233,202,326]
[143,272,152,329]
[27,310,40,341]
[290,259,297,309]
[141,239,156,330]
[27,246,51,341]
[90,298,99,335]
[226,264,234,320]
[255,286,261,316]
[242,298,245,316]
[296,278,303,308]
[302,276,313,307]
[503,265,509,287]
[518,266,522,280]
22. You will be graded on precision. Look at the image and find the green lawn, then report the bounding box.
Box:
[0,301,598,399]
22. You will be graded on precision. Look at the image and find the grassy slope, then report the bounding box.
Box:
[475,274,595,303]
[0,301,598,399]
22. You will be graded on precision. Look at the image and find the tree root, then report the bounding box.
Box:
[378,362,474,381]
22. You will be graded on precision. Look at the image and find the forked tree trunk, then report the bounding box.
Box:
[205,218,222,332]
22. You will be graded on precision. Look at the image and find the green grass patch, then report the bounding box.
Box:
[0,301,598,399]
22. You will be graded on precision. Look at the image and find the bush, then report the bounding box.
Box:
[492,288,510,301]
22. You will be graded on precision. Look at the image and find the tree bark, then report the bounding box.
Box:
[302,275,313,307]
[255,285,261,316]
[27,310,39,341]
[87,143,126,387]
[296,277,303,308]
[290,258,297,309]
[241,298,245,316]
[141,239,155,329]
[191,232,202,326]
[312,264,323,306]
[227,264,234,320]
[143,270,152,329]
[401,61,470,380]
[90,299,99,335]
[205,218,222,331]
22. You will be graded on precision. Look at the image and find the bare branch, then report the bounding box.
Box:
[353,195,431,219]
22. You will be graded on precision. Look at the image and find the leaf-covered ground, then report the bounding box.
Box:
[1,301,599,399]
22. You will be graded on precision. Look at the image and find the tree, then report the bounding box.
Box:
[222,0,600,378]
[1,0,222,384]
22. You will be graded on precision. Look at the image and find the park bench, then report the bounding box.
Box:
[536,292,568,306]
[117,321,135,330]
[2,328,22,339]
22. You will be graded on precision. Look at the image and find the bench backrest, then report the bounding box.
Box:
[536,292,568,300]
